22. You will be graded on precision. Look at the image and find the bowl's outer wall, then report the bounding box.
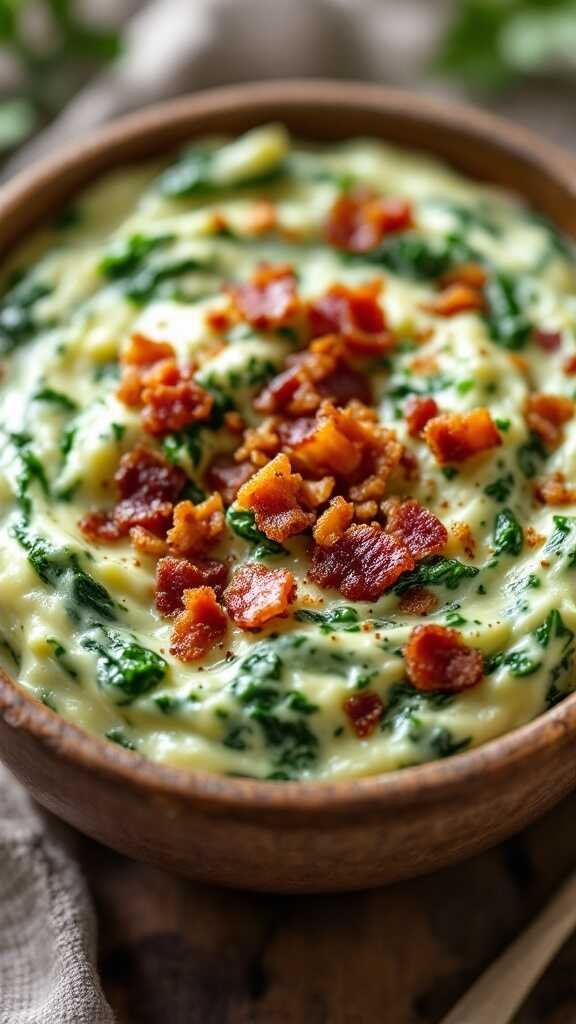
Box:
[1,82,576,891]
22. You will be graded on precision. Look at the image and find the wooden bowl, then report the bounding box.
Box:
[2,81,576,893]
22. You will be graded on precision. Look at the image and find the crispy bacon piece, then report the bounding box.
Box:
[423,409,501,464]
[281,411,361,477]
[309,523,414,601]
[167,494,225,556]
[170,587,227,662]
[299,475,335,510]
[245,199,277,236]
[563,355,576,375]
[141,371,213,436]
[205,456,254,505]
[313,496,354,547]
[155,555,229,615]
[385,499,447,560]
[534,329,562,352]
[129,526,168,556]
[308,282,393,355]
[117,334,176,406]
[326,188,412,253]
[344,692,384,738]
[78,510,124,543]
[405,395,439,437]
[80,446,186,542]
[405,624,484,693]
[525,393,574,448]
[441,263,487,289]
[235,453,314,543]
[425,283,484,317]
[230,263,299,330]
[534,471,576,506]
[451,521,476,560]
[224,564,296,629]
[398,587,438,616]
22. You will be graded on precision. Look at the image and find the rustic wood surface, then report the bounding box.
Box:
[79,790,576,1024]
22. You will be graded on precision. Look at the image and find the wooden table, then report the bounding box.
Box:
[78,790,576,1024]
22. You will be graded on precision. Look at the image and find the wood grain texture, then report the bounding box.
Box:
[1,81,576,891]
[82,795,576,1024]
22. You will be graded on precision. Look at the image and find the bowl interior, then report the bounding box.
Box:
[1,80,576,814]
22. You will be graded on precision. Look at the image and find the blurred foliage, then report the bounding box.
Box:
[0,0,121,151]
[436,0,576,92]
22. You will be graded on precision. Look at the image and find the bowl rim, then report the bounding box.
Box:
[2,78,576,820]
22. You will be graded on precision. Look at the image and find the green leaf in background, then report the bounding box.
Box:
[0,98,36,150]
[436,0,576,92]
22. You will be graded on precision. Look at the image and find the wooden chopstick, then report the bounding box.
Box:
[440,870,576,1024]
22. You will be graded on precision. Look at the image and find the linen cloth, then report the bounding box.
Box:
[2,1,576,1021]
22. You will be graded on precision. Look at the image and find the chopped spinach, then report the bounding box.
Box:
[517,433,547,479]
[100,233,173,278]
[105,727,137,751]
[9,432,50,518]
[0,271,51,355]
[82,627,167,701]
[393,556,479,594]
[12,524,116,622]
[158,146,286,199]
[493,507,523,556]
[484,473,514,503]
[226,506,286,558]
[483,272,532,350]
[32,387,78,411]
[294,606,360,633]
[534,609,573,649]
[362,232,474,280]
[503,650,541,677]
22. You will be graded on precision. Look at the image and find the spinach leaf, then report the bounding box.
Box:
[483,473,514,502]
[158,147,286,199]
[12,524,116,622]
[483,272,532,350]
[363,232,475,280]
[503,650,541,677]
[9,432,50,518]
[82,627,167,700]
[105,727,137,751]
[32,387,78,411]
[493,507,523,556]
[534,609,573,649]
[100,233,174,278]
[294,606,360,633]
[0,272,51,355]
[392,556,479,594]
[517,432,547,479]
[100,232,204,305]
[226,507,287,558]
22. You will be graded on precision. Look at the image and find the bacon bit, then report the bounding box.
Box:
[224,564,296,629]
[205,307,233,333]
[399,448,419,481]
[309,523,414,601]
[255,337,373,418]
[235,417,281,467]
[344,692,384,738]
[230,263,300,330]
[355,499,378,521]
[205,457,254,505]
[313,496,354,547]
[405,624,484,693]
[524,525,545,548]
[245,199,277,235]
[170,587,227,662]
[525,393,574,448]
[385,499,447,560]
[129,526,168,556]
[223,410,245,434]
[235,453,314,543]
[451,521,476,560]
[155,555,229,615]
[441,263,487,289]
[534,471,576,506]
[326,188,412,253]
[409,353,439,377]
[299,475,335,510]
[423,409,501,464]
[78,510,124,543]
[80,445,187,543]
[141,372,213,436]
[534,329,562,352]
[308,281,393,355]
[563,354,576,375]
[398,587,438,616]
[167,494,225,556]
[282,411,361,477]
[116,367,144,407]
[318,365,373,406]
[425,283,484,317]
[405,395,439,437]
[121,333,175,366]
